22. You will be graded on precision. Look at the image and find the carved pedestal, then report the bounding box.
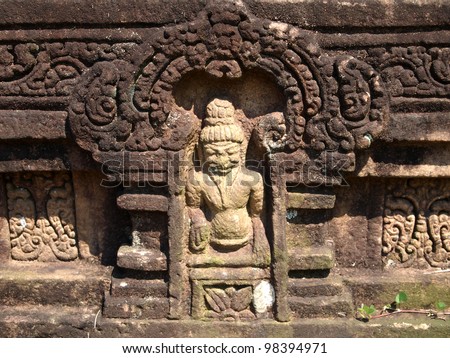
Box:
[103,192,169,319]
[190,268,272,320]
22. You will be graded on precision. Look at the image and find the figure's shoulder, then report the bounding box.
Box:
[241,167,263,183]
[186,170,203,189]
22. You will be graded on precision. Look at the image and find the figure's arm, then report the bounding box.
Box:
[186,174,207,223]
[249,173,264,217]
[249,172,270,266]
[186,174,210,252]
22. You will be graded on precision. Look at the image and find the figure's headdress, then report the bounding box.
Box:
[200,98,245,144]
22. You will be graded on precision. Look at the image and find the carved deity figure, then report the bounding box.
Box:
[186,98,270,267]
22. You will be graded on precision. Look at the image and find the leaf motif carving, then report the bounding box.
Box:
[204,288,231,313]
[231,286,253,312]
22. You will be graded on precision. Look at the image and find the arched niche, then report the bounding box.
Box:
[172,68,287,163]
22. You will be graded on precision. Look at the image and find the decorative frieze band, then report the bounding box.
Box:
[6,172,78,262]
[383,179,450,269]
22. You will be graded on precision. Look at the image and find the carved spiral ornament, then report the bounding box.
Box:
[68,2,388,178]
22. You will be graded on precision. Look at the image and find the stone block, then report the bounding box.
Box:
[116,194,169,212]
[103,294,168,319]
[0,111,67,140]
[117,246,167,271]
[289,246,335,271]
[289,290,354,318]
[111,277,167,297]
[287,193,336,210]
[288,278,344,298]
[0,262,110,306]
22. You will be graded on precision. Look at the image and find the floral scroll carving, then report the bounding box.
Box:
[6,172,78,262]
[0,42,137,98]
[203,286,255,320]
[366,46,450,98]
[68,2,388,178]
[69,61,135,152]
[383,179,450,269]
[131,6,322,152]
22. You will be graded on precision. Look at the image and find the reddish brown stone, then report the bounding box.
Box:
[72,171,129,264]
[289,246,335,271]
[103,294,168,319]
[111,277,167,297]
[0,0,449,338]
[0,261,111,306]
[117,194,169,212]
[0,176,9,262]
[0,111,67,140]
[117,246,167,271]
[287,193,336,210]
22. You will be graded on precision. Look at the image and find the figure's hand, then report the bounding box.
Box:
[190,223,210,252]
[188,207,210,252]
[251,217,271,267]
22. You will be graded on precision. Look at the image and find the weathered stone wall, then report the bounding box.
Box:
[0,0,449,337]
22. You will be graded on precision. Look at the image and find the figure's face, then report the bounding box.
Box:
[203,141,241,176]
[340,82,370,121]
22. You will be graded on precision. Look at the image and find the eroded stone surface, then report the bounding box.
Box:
[6,172,78,262]
[0,0,448,337]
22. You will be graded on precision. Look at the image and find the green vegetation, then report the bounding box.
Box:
[356,291,449,322]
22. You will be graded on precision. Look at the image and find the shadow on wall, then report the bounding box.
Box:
[72,170,131,266]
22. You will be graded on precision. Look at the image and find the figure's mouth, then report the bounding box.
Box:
[209,165,232,175]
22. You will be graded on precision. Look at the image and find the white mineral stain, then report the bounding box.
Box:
[393,322,430,330]
[253,281,275,314]
[132,230,141,246]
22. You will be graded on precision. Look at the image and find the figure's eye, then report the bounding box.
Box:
[227,148,239,155]
[344,95,356,107]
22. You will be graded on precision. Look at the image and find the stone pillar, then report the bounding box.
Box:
[103,192,170,319]
[0,175,10,262]
[269,156,290,322]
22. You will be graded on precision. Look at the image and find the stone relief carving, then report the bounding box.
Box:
[202,285,255,320]
[383,179,450,269]
[306,56,387,157]
[191,277,275,321]
[65,2,391,322]
[0,42,137,98]
[69,2,388,177]
[0,0,447,329]
[6,172,78,261]
[186,98,270,267]
[366,46,450,97]
[185,98,272,320]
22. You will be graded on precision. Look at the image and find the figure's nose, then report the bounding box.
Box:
[216,156,229,167]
